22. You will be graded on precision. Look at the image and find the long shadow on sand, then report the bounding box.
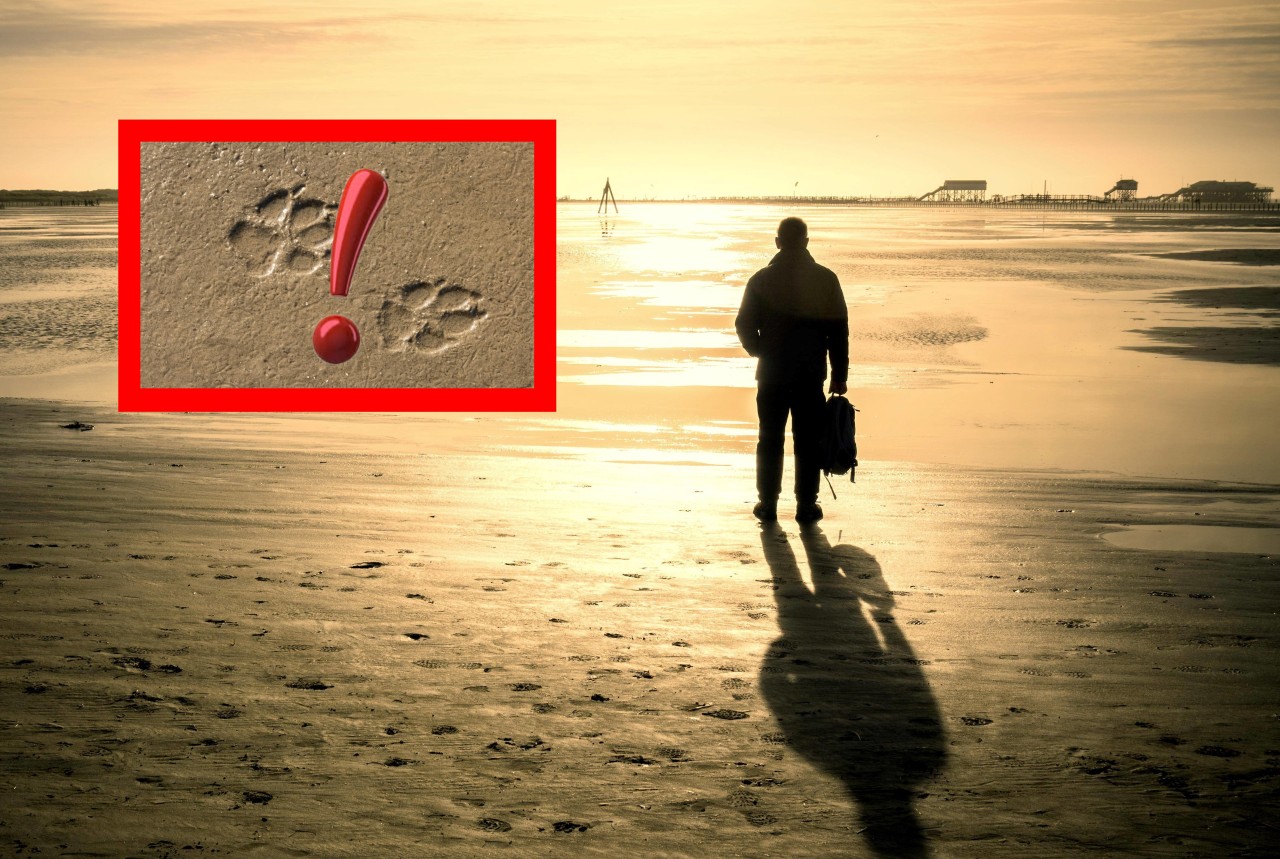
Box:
[758,524,948,858]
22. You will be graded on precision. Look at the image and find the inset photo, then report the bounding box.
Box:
[118,119,555,411]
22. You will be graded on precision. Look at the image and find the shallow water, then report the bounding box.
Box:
[556,204,1280,482]
[2,203,1279,482]
[1102,524,1280,554]
[0,207,117,289]
[558,203,1280,384]
[0,207,118,385]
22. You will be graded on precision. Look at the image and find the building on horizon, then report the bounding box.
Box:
[1104,179,1139,202]
[1155,180,1274,204]
[918,180,987,203]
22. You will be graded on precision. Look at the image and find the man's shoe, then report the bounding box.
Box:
[795,502,823,524]
[753,501,778,522]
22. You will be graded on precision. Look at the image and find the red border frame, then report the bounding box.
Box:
[118,119,555,412]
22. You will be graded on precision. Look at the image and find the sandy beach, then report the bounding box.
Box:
[9,0,1280,852]
[3,203,1280,856]
[2,398,1278,857]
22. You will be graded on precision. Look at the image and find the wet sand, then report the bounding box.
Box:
[553,205,1280,484]
[1127,286,1280,365]
[1149,249,1280,266]
[2,400,1278,857]
[4,205,1279,855]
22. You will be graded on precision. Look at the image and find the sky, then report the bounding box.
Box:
[3,0,1278,198]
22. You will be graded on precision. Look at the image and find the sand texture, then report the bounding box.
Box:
[139,141,533,389]
[3,401,1279,857]
[7,204,1280,855]
[1149,249,1280,267]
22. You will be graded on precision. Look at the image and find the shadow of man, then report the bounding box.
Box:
[758,524,948,857]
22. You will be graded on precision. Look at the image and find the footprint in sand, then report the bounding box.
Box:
[742,810,778,827]
[552,821,590,833]
[703,708,748,720]
[376,279,487,354]
[1195,745,1241,758]
[227,185,335,277]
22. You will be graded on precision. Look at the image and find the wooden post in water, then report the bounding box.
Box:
[598,178,618,214]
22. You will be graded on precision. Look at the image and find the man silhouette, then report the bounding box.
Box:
[735,217,849,523]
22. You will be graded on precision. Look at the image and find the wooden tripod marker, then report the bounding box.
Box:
[598,178,618,214]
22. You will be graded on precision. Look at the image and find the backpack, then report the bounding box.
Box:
[819,394,858,498]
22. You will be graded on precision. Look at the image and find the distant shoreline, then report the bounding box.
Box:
[563,196,1280,213]
[0,189,117,206]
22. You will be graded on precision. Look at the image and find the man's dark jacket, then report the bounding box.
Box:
[735,247,849,386]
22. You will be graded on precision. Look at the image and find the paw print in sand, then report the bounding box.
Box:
[377,279,487,354]
[228,185,335,276]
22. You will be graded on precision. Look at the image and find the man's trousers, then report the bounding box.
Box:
[755,381,825,505]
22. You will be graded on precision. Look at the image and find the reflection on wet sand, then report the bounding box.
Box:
[1126,325,1280,365]
[759,524,947,858]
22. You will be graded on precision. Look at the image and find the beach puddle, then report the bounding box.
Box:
[1102,524,1280,554]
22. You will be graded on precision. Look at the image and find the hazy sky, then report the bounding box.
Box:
[4,0,1277,197]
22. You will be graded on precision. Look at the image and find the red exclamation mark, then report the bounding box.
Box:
[312,169,388,364]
